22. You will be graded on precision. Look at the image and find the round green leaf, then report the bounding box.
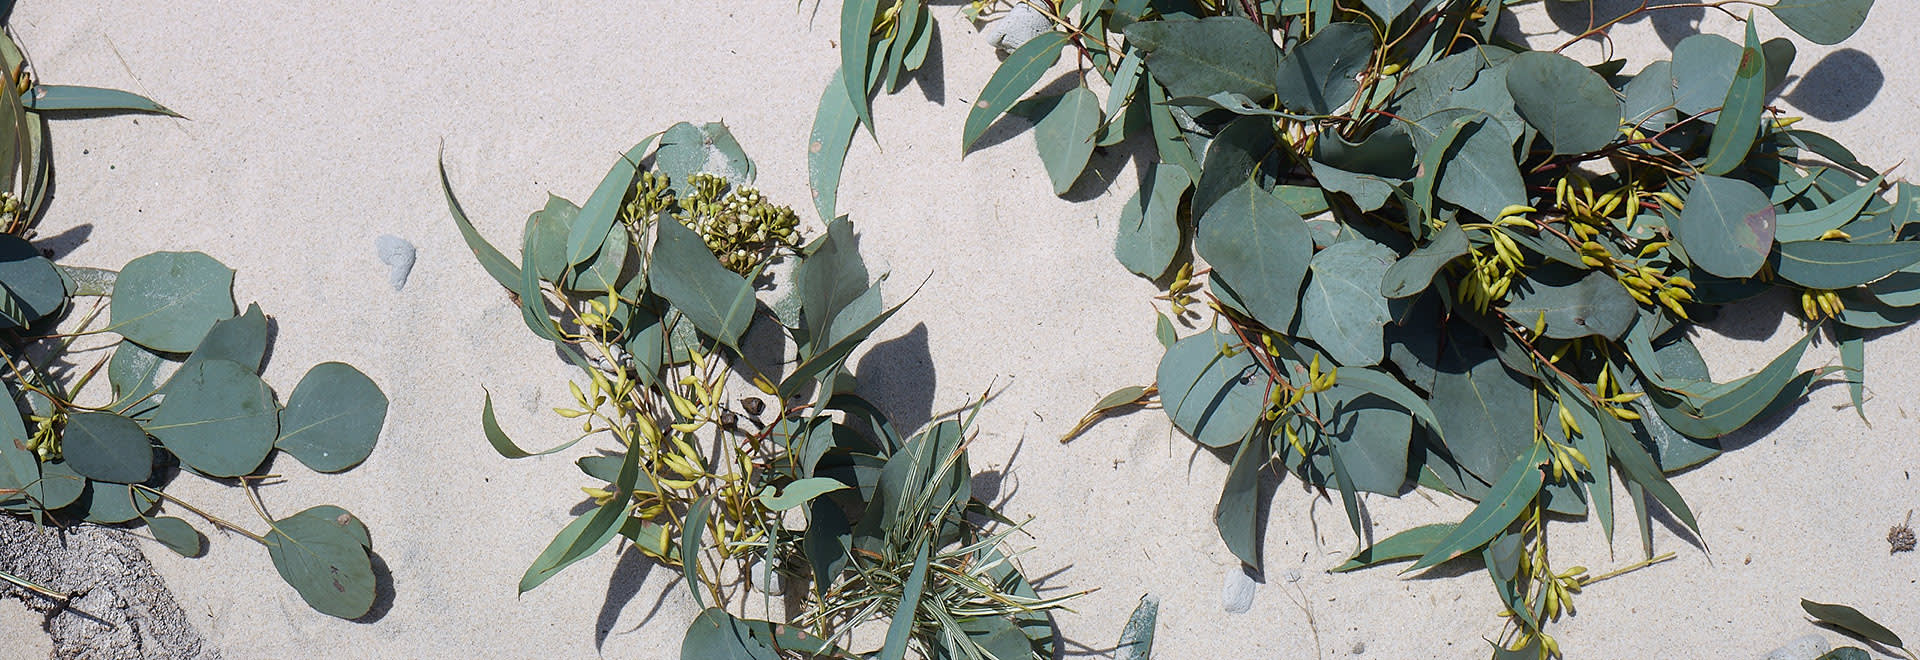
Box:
[0,235,66,329]
[1124,17,1279,102]
[1196,180,1313,331]
[266,505,376,619]
[108,251,236,353]
[145,515,205,557]
[1501,271,1637,340]
[148,359,278,478]
[1671,34,1741,116]
[1156,330,1267,448]
[1506,51,1621,155]
[1675,175,1775,278]
[60,412,153,483]
[1301,238,1397,367]
[35,461,86,510]
[1273,22,1376,115]
[276,362,387,472]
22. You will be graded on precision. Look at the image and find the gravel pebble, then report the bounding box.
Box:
[983,4,1053,52]
[1221,566,1256,614]
[376,234,417,291]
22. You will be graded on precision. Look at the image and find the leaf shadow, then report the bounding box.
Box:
[1783,49,1883,122]
[348,551,395,624]
[968,73,1082,156]
[31,223,92,261]
[854,323,937,438]
[594,549,654,651]
[1539,0,1706,51]
[901,24,947,105]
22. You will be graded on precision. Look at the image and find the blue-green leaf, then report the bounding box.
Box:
[1115,164,1191,280]
[1702,18,1767,176]
[1197,180,1312,331]
[1035,86,1101,195]
[1768,0,1874,45]
[1157,331,1268,449]
[1124,18,1279,101]
[649,218,756,347]
[1675,175,1774,278]
[60,412,151,484]
[108,252,235,353]
[1411,444,1546,570]
[963,32,1069,153]
[1300,238,1396,366]
[146,360,277,478]
[23,85,178,117]
[1335,523,1455,572]
[1506,51,1621,155]
[1774,240,1920,290]
[276,363,387,473]
[808,69,861,222]
[565,136,660,267]
[1273,22,1375,115]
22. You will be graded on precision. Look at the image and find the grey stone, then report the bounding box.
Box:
[1763,633,1831,660]
[1221,565,1256,614]
[376,234,417,291]
[983,4,1053,52]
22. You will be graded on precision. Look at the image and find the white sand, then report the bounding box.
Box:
[5,1,1918,657]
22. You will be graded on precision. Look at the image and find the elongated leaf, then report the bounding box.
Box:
[809,69,860,222]
[881,541,931,660]
[1836,324,1866,415]
[756,477,848,511]
[681,494,713,607]
[1197,180,1312,331]
[1774,241,1920,290]
[1335,523,1455,571]
[519,448,637,593]
[963,33,1069,153]
[650,218,755,347]
[146,360,277,478]
[1676,175,1774,278]
[565,137,659,267]
[1596,411,1699,536]
[1116,595,1159,660]
[1216,432,1269,569]
[22,85,177,116]
[266,506,376,619]
[1124,18,1279,101]
[1411,444,1546,570]
[780,293,911,400]
[440,152,521,291]
[1655,329,1817,438]
[108,252,235,353]
[1301,238,1396,366]
[1157,331,1267,448]
[1702,19,1767,176]
[276,363,387,473]
[480,389,581,458]
[1802,599,1904,648]
[1063,385,1152,442]
[1506,51,1620,155]
[60,412,151,484]
[840,0,883,131]
[1769,0,1874,45]
[1776,175,1883,242]
[1274,22,1375,115]
[1035,86,1101,195]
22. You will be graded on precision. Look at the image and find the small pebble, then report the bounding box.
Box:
[750,558,783,596]
[1351,641,1366,655]
[983,4,1052,52]
[1221,566,1256,614]
[1763,633,1830,660]
[375,234,417,291]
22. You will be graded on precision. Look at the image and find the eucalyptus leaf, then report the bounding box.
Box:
[650,218,755,347]
[1773,240,1920,290]
[1701,20,1767,176]
[1506,51,1620,155]
[1411,444,1546,570]
[1501,271,1637,340]
[59,412,151,484]
[146,359,277,478]
[266,506,376,619]
[22,85,177,116]
[1117,595,1159,660]
[1301,238,1396,366]
[1273,22,1375,115]
[1768,0,1874,45]
[1197,180,1312,331]
[1801,598,1905,648]
[1124,17,1279,101]
[145,516,205,557]
[963,33,1070,153]
[1157,330,1267,449]
[276,362,387,473]
[1035,86,1101,195]
[1115,164,1191,279]
[107,252,236,353]
[1675,175,1775,278]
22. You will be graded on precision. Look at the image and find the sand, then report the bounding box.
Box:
[2,1,1917,657]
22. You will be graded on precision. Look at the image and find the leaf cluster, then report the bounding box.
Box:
[0,25,385,620]
[830,0,1904,656]
[445,122,1074,659]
